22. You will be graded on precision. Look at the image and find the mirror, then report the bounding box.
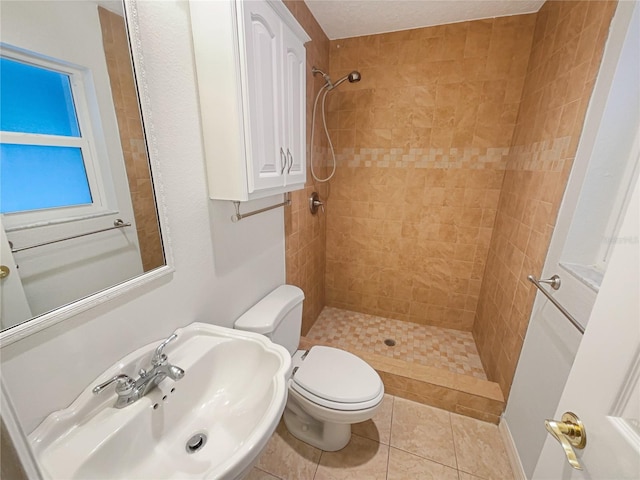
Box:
[0,0,166,335]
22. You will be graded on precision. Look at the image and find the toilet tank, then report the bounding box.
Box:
[234,285,305,355]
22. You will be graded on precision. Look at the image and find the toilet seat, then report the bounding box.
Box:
[291,346,384,411]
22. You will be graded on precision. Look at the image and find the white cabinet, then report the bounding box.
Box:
[190,0,310,201]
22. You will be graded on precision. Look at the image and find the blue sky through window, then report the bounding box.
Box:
[1,56,93,214]
[1,144,92,213]
[1,57,81,137]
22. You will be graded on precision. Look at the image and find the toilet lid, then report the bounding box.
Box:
[292,346,383,404]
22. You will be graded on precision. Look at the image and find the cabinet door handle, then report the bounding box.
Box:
[280,148,286,174]
[287,149,293,174]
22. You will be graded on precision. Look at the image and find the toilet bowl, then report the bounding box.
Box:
[234,285,384,451]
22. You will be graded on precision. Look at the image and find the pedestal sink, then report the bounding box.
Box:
[29,323,291,480]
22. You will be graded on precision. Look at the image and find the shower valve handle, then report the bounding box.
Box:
[309,192,324,214]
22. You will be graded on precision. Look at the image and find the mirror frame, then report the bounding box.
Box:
[0,0,174,347]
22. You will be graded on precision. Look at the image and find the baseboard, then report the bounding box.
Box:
[499,416,527,480]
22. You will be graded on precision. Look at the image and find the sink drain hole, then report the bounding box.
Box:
[384,338,396,347]
[186,433,207,454]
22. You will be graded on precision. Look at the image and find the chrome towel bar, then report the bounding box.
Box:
[231,193,291,222]
[11,219,132,253]
[527,274,585,334]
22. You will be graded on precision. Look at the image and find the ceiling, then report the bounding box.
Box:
[304,0,545,40]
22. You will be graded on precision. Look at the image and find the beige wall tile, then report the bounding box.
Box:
[99,8,163,271]
[283,2,330,335]
[324,16,535,331]
[473,0,616,398]
[289,0,616,409]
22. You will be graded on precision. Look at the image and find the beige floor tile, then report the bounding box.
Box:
[255,421,321,480]
[387,447,459,480]
[352,394,394,444]
[314,435,390,480]
[451,413,514,480]
[390,397,457,468]
[458,473,485,480]
[245,467,281,480]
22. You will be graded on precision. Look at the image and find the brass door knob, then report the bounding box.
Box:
[0,265,9,279]
[545,411,587,470]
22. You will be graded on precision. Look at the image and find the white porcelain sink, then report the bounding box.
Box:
[29,323,291,480]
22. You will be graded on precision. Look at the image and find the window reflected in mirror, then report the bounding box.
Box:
[0,1,164,332]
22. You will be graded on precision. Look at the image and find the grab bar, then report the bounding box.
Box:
[11,219,131,253]
[231,193,290,222]
[527,274,585,334]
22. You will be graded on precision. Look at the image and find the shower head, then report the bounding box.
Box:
[332,71,361,89]
[348,71,361,82]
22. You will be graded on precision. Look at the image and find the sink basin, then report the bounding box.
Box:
[29,322,292,480]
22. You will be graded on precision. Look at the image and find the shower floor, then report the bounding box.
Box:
[307,306,487,380]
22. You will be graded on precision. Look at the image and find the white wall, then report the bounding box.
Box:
[504,3,638,476]
[2,0,142,318]
[0,0,285,434]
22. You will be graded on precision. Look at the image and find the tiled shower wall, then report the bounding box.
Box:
[474,0,617,396]
[324,16,537,330]
[99,7,164,271]
[283,1,330,335]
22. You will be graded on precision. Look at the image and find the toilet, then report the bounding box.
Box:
[234,285,384,451]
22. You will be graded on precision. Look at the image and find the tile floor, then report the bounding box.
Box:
[248,395,514,480]
[307,307,487,380]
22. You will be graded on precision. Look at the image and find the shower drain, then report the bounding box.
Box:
[384,338,396,347]
[185,433,207,454]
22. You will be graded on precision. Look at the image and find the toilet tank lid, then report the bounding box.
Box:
[234,285,305,334]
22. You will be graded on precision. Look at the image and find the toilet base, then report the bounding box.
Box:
[283,406,351,451]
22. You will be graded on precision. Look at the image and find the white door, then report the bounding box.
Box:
[281,23,306,187]
[532,174,640,478]
[0,221,33,329]
[241,0,286,193]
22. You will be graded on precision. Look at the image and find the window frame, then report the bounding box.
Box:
[1,44,115,231]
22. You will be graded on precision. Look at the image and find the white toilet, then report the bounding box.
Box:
[234,285,384,451]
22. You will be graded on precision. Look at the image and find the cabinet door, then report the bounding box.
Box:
[242,1,286,192]
[281,24,306,187]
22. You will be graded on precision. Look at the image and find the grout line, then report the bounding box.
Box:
[255,466,283,479]
[312,450,323,480]
[450,412,461,472]
[388,445,459,472]
[386,394,395,480]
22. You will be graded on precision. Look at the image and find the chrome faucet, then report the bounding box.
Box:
[92,333,185,408]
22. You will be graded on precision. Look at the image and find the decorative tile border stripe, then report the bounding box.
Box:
[334,147,510,169]
[326,137,571,172]
[505,136,572,172]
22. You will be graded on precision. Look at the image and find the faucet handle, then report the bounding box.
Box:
[92,374,135,395]
[152,333,177,365]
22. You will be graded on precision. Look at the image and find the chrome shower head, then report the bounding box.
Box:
[332,71,362,89]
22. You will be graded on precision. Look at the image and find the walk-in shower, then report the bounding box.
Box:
[310,67,361,182]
